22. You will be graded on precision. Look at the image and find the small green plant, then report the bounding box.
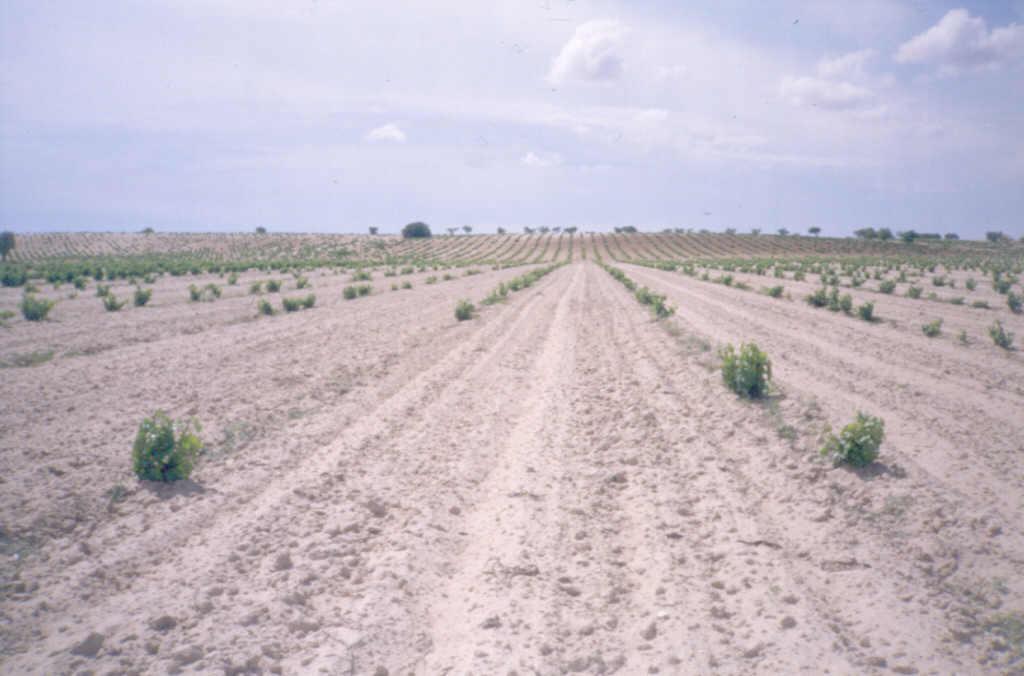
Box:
[806,287,829,308]
[719,342,772,399]
[455,299,475,321]
[249,281,262,294]
[820,413,884,467]
[188,284,202,302]
[357,283,371,296]
[949,297,964,305]
[966,278,977,291]
[878,280,896,294]
[343,285,358,300]
[134,287,152,306]
[143,273,157,284]
[266,279,282,292]
[443,273,454,281]
[957,329,969,345]
[282,297,302,312]
[425,276,438,285]
[351,270,372,282]
[205,283,221,299]
[103,294,127,312]
[921,319,942,337]
[227,272,239,285]
[765,285,784,298]
[73,276,87,290]
[20,294,55,321]
[131,411,202,482]
[295,276,309,289]
[401,281,413,290]
[989,321,1014,349]
[96,284,111,297]
[838,293,853,314]
[300,293,316,309]
[906,286,922,299]
[257,298,274,316]
[1007,292,1022,314]
[857,301,875,322]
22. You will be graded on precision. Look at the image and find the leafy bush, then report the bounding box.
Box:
[719,342,772,399]
[401,281,412,290]
[300,293,316,309]
[906,286,922,299]
[134,287,152,306]
[806,287,829,307]
[839,293,853,314]
[921,319,942,337]
[357,283,371,296]
[878,280,896,294]
[1,267,27,287]
[351,270,372,282]
[282,297,302,312]
[249,281,262,294]
[266,279,282,292]
[857,301,875,322]
[1008,292,1022,314]
[343,285,358,300]
[949,297,964,305]
[131,412,202,482]
[966,278,977,291]
[989,321,1014,349]
[258,298,274,316]
[188,284,202,302]
[971,300,990,309]
[227,272,239,285]
[820,413,884,467]
[104,294,127,311]
[96,284,111,297]
[295,276,309,289]
[765,285,784,298]
[73,276,87,290]
[455,299,475,321]
[205,283,222,299]
[20,294,55,321]
[425,276,438,285]
[994,279,1012,295]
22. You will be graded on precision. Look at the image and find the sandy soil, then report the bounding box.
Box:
[1,262,1022,674]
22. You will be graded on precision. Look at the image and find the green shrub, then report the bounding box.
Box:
[966,278,977,291]
[282,297,301,312]
[931,275,946,287]
[443,273,454,281]
[131,411,202,482]
[205,283,222,299]
[455,299,475,321]
[295,276,309,289]
[188,284,202,302]
[806,287,829,307]
[719,342,772,399]
[357,284,371,296]
[343,285,358,300]
[266,279,282,292]
[73,276,87,290]
[838,293,853,314]
[1008,292,1022,314]
[401,281,412,290]
[765,285,784,298]
[971,300,990,309]
[921,319,942,337]
[826,287,842,312]
[143,273,157,284]
[227,272,239,285]
[351,270,372,282]
[949,297,964,305]
[96,284,111,297]
[103,294,127,311]
[249,281,262,294]
[878,280,896,294]
[300,293,316,309]
[1,268,27,287]
[820,413,884,467]
[989,321,1014,349]
[425,276,438,285]
[857,301,875,322]
[20,294,55,321]
[994,279,1012,294]
[258,298,274,316]
[906,286,922,299]
[134,287,152,306]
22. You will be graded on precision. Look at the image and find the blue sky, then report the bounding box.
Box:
[1,1,1022,238]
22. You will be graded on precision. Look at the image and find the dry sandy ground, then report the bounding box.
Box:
[1,262,1022,675]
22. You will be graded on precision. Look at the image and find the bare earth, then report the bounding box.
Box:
[2,261,1023,674]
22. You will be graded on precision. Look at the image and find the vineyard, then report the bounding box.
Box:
[1,231,1023,674]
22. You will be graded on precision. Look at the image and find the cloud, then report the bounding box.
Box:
[895,9,1024,72]
[816,49,876,80]
[365,123,406,143]
[521,151,562,168]
[779,76,874,111]
[548,20,626,85]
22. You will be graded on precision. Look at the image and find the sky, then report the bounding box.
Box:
[1,1,1023,238]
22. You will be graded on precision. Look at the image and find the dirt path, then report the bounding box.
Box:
[1,262,1021,674]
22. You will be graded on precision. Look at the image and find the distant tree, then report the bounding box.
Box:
[986,231,1006,243]
[369,226,379,235]
[497,227,507,235]
[524,227,535,234]
[462,225,472,235]
[898,230,918,243]
[538,226,550,234]
[446,227,457,236]
[552,226,561,234]
[724,227,737,235]
[854,227,877,239]
[944,233,959,240]
[877,227,894,241]
[0,231,14,261]
[141,227,155,235]
[777,228,789,236]
[750,228,761,236]
[401,222,432,239]
[621,225,638,233]
[565,226,578,234]
[809,226,821,237]
[613,227,622,234]
[255,226,267,234]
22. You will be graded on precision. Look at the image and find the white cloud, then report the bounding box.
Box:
[779,76,874,111]
[365,123,406,143]
[548,20,626,85]
[817,49,876,80]
[895,9,1024,72]
[521,151,562,168]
